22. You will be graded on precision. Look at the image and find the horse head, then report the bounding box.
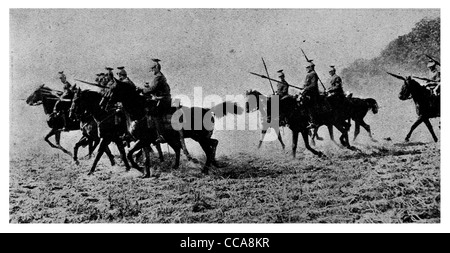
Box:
[399,76,416,101]
[244,89,265,113]
[26,84,46,106]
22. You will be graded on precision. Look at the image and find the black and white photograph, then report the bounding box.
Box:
[6,3,447,234]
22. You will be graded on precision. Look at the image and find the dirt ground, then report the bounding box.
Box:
[9,135,440,223]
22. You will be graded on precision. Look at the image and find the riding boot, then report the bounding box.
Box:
[154,116,166,144]
[62,113,69,131]
[306,108,319,130]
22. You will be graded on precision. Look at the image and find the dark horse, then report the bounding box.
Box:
[389,74,439,142]
[245,89,354,157]
[69,88,131,175]
[311,97,379,144]
[245,89,324,158]
[26,84,98,160]
[100,79,243,176]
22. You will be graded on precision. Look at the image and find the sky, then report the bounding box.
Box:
[10,8,440,101]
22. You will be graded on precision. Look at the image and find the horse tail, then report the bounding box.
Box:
[368,98,379,114]
[209,101,244,119]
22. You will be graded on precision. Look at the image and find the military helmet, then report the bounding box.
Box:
[277,69,285,78]
[58,71,66,79]
[117,66,127,76]
[306,62,315,69]
[329,65,336,72]
[150,58,161,71]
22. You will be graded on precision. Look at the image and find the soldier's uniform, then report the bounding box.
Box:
[327,66,344,97]
[53,71,74,131]
[275,70,289,99]
[426,61,440,96]
[274,70,289,126]
[301,62,320,129]
[142,59,172,143]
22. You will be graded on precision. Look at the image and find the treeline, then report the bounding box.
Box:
[341,17,440,89]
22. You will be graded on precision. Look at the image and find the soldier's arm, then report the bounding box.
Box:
[142,76,163,94]
[303,74,311,88]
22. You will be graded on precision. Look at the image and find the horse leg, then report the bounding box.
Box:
[104,145,116,166]
[73,136,88,165]
[353,121,361,142]
[88,138,109,175]
[209,138,223,168]
[359,119,376,142]
[423,118,438,142]
[141,146,154,178]
[154,143,164,162]
[44,129,60,149]
[166,137,181,170]
[335,124,354,150]
[86,137,100,159]
[314,127,324,141]
[53,131,72,156]
[405,117,424,142]
[302,128,324,157]
[179,130,196,162]
[291,130,299,158]
[114,138,131,172]
[277,130,286,150]
[126,140,145,173]
[328,124,336,143]
[198,139,213,174]
[258,129,268,149]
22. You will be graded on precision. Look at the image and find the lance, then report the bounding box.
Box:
[413,76,436,83]
[300,48,327,91]
[425,54,440,66]
[386,72,405,81]
[74,79,109,89]
[249,72,303,90]
[261,57,275,95]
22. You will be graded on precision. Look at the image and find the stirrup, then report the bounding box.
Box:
[155,135,166,144]
[306,122,318,129]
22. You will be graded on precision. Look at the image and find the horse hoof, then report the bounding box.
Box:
[74,160,80,166]
[212,161,225,168]
[201,167,210,175]
[87,171,94,176]
[405,138,410,142]
[317,152,326,158]
[141,174,150,179]
[316,137,324,141]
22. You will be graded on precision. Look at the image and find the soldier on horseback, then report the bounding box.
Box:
[141,58,172,144]
[53,71,74,131]
[426,60,440,96]
[327,66,344,97]
[117,66,136,87]
[301,62,320,129]
[275,70,290,126]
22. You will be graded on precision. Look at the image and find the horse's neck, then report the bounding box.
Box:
[121,94,147,120]
[410,84,430,103]
[42,97,57,115]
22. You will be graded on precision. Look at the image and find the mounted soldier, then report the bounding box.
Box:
[274,70,290,126]
[53,71,74,131]
[301,62,320,129]
[117,66,136,87]
[327,66,344,97]
[426,60,440,96]
[141,58,172,143]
